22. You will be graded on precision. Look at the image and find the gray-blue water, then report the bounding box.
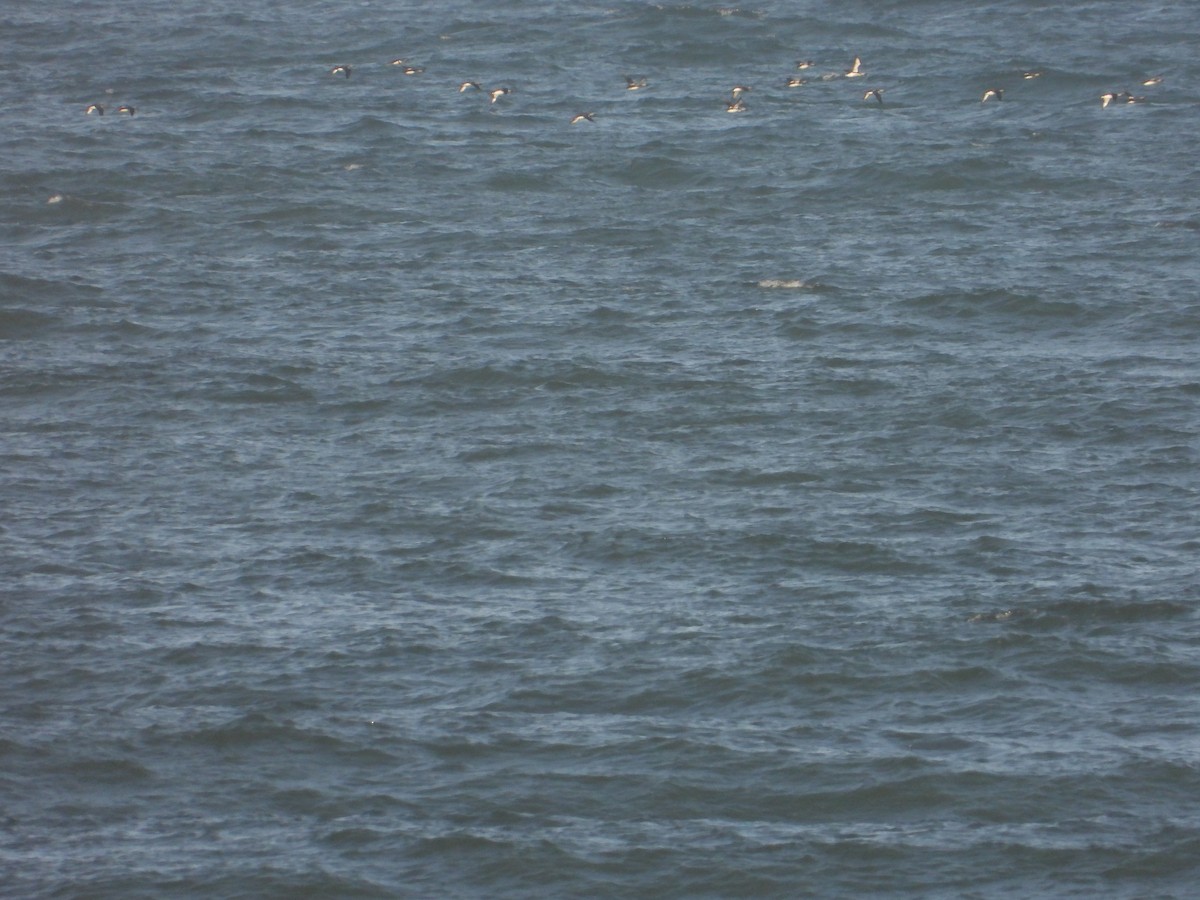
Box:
[3,1,1200,896]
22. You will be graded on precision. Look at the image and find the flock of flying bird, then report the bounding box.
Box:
[317,53,1166,120]
[81,54,1165,120]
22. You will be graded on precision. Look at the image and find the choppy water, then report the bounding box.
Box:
[3,0,1200,896]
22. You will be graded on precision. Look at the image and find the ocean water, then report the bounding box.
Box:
[3,0,1200,896]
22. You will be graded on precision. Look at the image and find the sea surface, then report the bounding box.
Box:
[3,0,1200,896]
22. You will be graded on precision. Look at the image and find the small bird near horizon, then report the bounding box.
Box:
[864,88,884,105]
[570,112,595,124]
[85,103,104,115]
[488,87,512,104]
[330,65,351,78]
[458,81,482,93]
[845,57,865,77]
[981,87,1004,102]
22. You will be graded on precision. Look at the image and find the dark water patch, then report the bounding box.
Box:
[1103,830,1200,881]
[0,271,105,305]
[969,596,1194,631]
[601,152,715,190]
[481,167,567,192]
[55,756,154,783]
[0,305,61,338]
[111,869,400,900]
[1048,595,1195,626]
[801,538,938,575]
[1037,652,1200,688]
[884,730,979,753]
[322,825,389,847]
[181,712,395,764]
[1154,216,1200,231]
[900,287,1089,322]
[706,466,824,488]
[74,317,161,338]
[390,357,639,399]
[198,373,314,404]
